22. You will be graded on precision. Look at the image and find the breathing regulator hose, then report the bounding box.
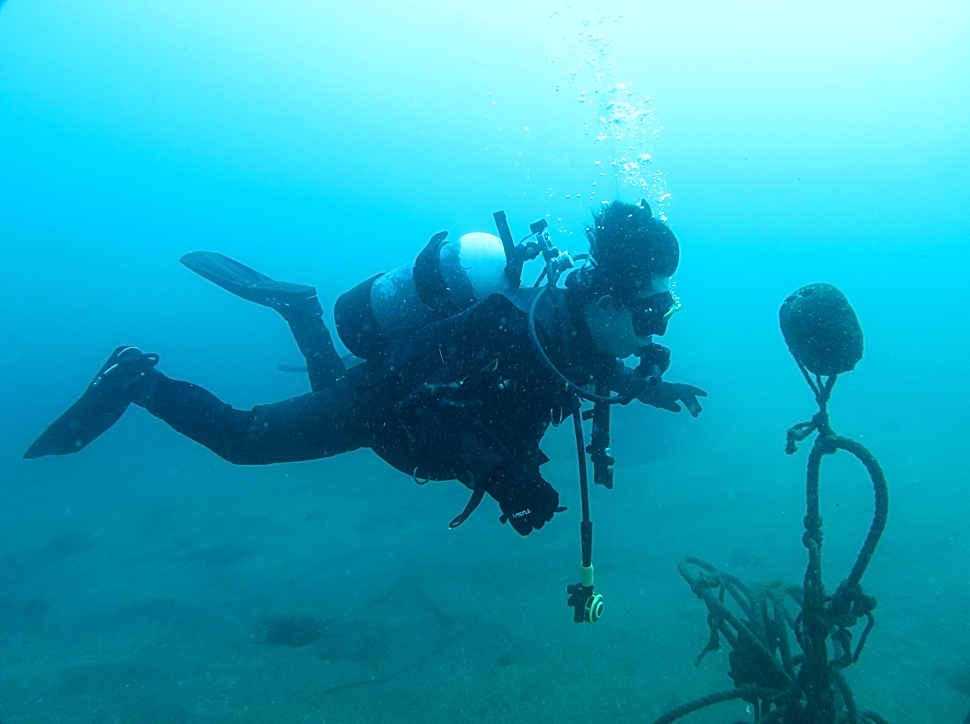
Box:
[527,285,631,406]
[566,396,605,623]
[525,283,608,622]
[507,211,611,623]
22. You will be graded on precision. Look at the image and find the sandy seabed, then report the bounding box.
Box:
[1,418,968,724]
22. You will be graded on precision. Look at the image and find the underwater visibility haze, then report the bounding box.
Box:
[1,0,969,722]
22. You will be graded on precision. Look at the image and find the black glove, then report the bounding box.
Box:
[485,470,561,536]
[639,381,707,417]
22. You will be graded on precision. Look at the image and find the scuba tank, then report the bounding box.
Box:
[333,212,577,359]
[334,228,521,359]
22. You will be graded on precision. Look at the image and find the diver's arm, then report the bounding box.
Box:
[607,363,646,401]
[606,358,707,417]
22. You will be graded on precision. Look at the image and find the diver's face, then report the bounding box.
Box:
[584,295,658,359]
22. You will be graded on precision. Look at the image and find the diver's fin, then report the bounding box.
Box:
[180,251,320,315]
[23,347,158,459]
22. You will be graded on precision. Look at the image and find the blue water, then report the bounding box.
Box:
[1,1,969,722]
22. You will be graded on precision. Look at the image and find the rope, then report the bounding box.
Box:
[652,370,894,724]
[647,686,784,724]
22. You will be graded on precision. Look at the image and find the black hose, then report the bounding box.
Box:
[527,284,630,405]
[571,400,593,568]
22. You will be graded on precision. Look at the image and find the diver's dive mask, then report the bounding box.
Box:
[628,281,681,337]
[629,291,679,336]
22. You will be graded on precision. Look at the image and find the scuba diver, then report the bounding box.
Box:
[24,200,706,537]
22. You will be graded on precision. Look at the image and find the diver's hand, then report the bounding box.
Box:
[639,381,707,417]
[500,479,560,535]
[488,472,561,536]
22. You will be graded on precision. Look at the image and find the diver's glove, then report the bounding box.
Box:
[639,381,707,417]
[484,470,561,536]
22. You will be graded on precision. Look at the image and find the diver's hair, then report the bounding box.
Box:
[575,200,679,299]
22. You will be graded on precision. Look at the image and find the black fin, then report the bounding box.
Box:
[24,347,158,459]
[23,391,132,458]
[180,251,318,312]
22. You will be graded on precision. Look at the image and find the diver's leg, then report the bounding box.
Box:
[180,251,344,391]
[135,371,366,464]
[282,308,346,393]
[25,347,365,463]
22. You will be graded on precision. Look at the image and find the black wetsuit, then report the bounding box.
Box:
[134,290,615,531]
